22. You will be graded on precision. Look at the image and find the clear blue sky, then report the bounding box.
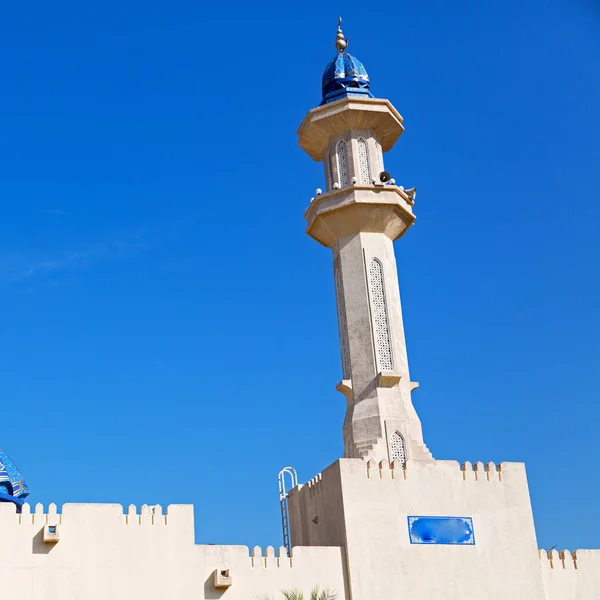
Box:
[1,0,599,551]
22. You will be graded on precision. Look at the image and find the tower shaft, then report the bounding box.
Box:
[299,97,432,464]
[334,231,430,461]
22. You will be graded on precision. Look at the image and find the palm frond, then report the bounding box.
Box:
[280,589,304,600]
[309,586,337,600]
[258,586,335,600]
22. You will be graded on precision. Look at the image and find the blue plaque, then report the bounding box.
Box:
[408,516,475,545]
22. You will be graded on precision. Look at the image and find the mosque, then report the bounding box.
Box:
[0,19,598,600]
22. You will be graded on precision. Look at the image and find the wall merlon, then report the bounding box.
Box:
[538,548,600,571]
[560,550,577,569]
[359,457,519,483]
[459,461,525,482]
[0,502,63,525]
[249,545,294,568]
[307,473,323,496]
[0,502,193,528]
[364,459,406,479]
[472,461,501,481]
[124,503,169,525]
[378,459,392,479]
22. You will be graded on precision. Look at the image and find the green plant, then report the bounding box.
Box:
[258,587,337,600]
[309,588,336,600]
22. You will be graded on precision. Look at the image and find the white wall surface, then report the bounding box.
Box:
[0,502,346,600]
[290,458,599,600]
[1,463,598,600]
[540,549,600,600]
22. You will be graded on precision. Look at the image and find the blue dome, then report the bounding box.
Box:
[321,52,374,105]
[0,448,29,508]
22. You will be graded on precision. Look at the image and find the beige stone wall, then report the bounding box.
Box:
[540,549,600,600]
[291,458,549,600]
[1,470,598,599]
[0,502,346,600]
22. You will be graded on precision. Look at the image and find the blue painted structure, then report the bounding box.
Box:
[0,449,29,508]
[408,516,475,545]
[321,52,374,105]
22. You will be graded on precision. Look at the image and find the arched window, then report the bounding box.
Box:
[336,140,350,188]
[390,431,406,464]
[335,268,351,378]
[326,151,333,191]
[368,258,393,371]
[357,137,371,185]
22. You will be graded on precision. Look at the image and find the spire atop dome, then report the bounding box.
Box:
[321,18,374,105]
[335,17,348,53]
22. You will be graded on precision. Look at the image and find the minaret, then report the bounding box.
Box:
[299,19,432,464]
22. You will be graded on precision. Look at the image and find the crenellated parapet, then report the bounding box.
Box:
[539,549,600,600]
[305,473,324,497]
[250,545,291,568]
[540,549,579,570]
[0,501,190,526]
[363,458,515,483]
[0,501,346,599]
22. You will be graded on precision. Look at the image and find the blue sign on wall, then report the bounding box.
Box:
[408,516,475,545]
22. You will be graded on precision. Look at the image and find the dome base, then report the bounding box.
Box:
[321,86,374,106]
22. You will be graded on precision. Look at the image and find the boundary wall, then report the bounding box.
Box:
[0,502,346,600]
[1,464,598,600]
[539,549,600,600]
[291,458,545,600]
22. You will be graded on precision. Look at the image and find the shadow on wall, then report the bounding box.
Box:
[32,528,55,555]
[203,574,226,600]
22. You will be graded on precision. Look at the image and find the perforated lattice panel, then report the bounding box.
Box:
[390,431,406,464]
[335,269,351,378]
[357,137,371,184]
[368,258,393,370]
[336,140,350,188]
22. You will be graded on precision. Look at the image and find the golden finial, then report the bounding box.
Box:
[336,16,348,53]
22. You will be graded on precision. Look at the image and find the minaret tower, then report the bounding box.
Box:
[299,19,432,464]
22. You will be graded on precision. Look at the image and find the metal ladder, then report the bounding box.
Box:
[278,467,298,554]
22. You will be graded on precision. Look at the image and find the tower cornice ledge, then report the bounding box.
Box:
[305,185,415,247]
[298,98,404,161]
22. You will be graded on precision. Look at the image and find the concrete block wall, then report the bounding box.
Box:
[0,502,346,600]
